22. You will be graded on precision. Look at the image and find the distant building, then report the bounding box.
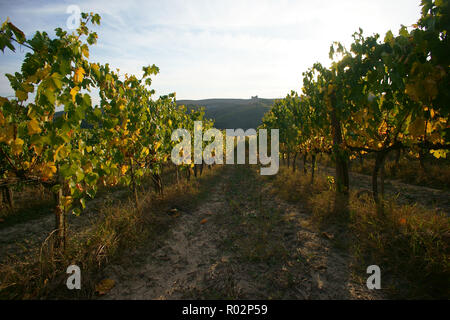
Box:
[251,95,258,100]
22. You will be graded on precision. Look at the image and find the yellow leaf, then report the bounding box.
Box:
[378,121,388,135]
[36,65,51,80]
[16,90,28,101]
[121,165,129,175]
[154,141,161,151]
[62,196,73,208]
[91,63,99,72]
[22,83,33,93]
[53,145,66,162]
[70,86,80,103]
[27,75,38,83]
[430,109,435,119]
[168,119,172,127]
[42,162,57,179]
[81,45,89,58]
[83,162,93,173]
[74,67,85,84]
[95,279,115,296]
[11,138,24,155]
[429,132,441,144]
[0,110,5,126]
[426,121,433,135]
[430,149,447,159]
[27,118,41,135]
[0,97,8,107]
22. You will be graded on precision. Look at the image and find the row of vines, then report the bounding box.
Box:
[261,0,449,212]
[0,13,213,248]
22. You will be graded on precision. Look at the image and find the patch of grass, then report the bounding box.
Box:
[218,165,291,265]
[267,165,450,299]
[349,195,450,299]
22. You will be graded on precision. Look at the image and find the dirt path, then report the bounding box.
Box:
[100,169,230,299]
[101,165,384,300]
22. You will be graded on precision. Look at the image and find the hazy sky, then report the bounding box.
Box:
[0,0,422,100]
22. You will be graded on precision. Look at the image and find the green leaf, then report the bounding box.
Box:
[384,30,394,43]
[60,163,75,178]
[86,187,97,199]
[80,198,86,209]
[85,172,99,186]
[399,25,409,37]
[119,175,131,186]
[51,73,63,90]
[51,184,61,194]
[75,168,85,182]
[72,208,82,216]
[8,22,26,43]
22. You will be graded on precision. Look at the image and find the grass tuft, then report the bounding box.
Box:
[269,165,450,299]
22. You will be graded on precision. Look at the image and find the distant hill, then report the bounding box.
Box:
[178,98,275,130]
[53,98,275,130]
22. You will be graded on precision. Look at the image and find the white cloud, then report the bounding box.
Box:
[0,0,422,99]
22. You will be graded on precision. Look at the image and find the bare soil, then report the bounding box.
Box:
[100,165,384,300]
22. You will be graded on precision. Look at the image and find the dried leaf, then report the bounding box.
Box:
[95,279,115,295]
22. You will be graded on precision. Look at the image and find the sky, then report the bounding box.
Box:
[0,0,422,100]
